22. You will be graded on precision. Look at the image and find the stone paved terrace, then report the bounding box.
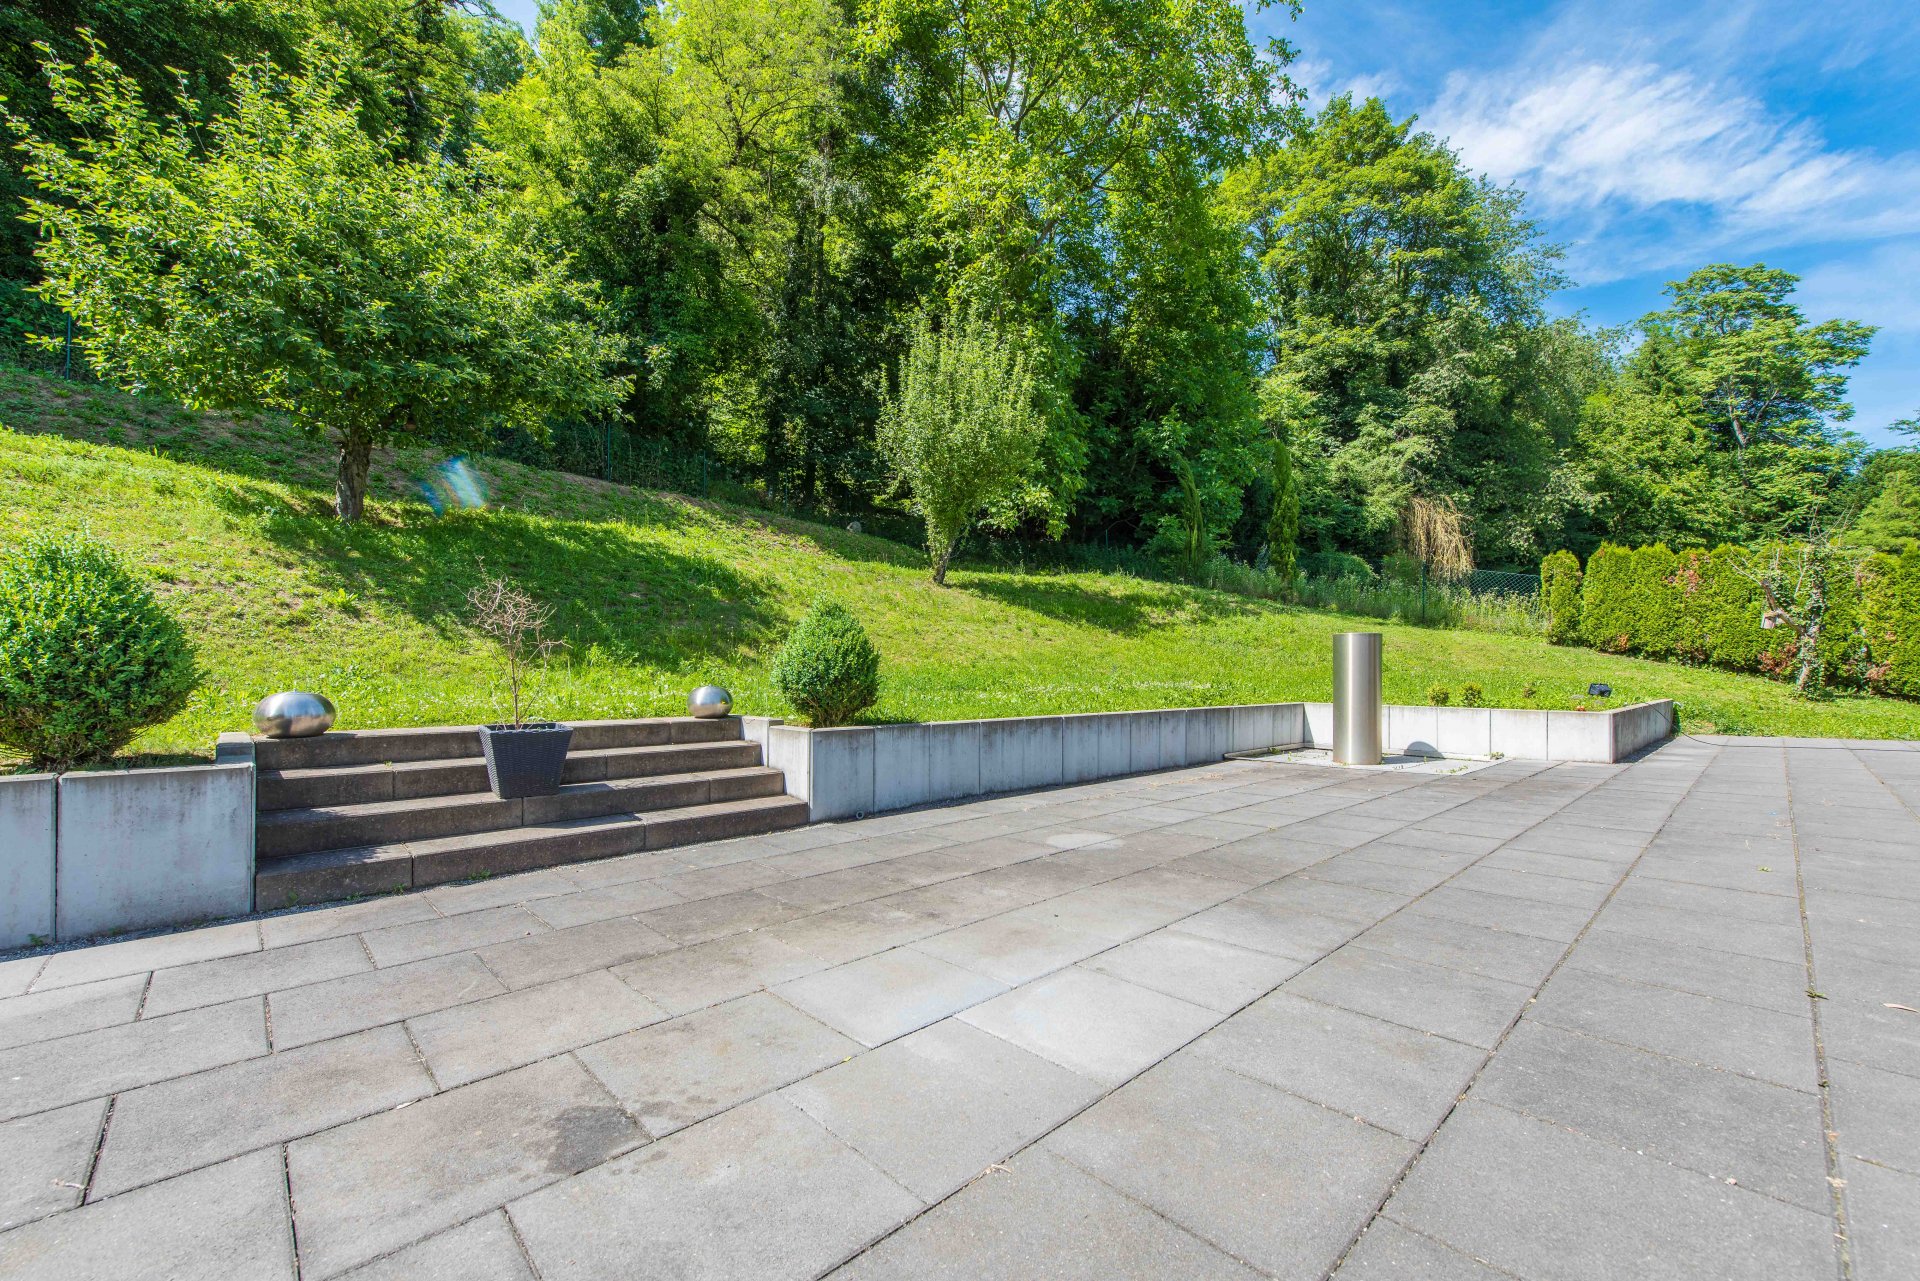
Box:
[1,736,1916,1280]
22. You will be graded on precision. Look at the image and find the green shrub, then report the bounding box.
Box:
[0,533,201,769]
[770,601,881,727]
[1579,545,1636,652]
[1629,544,1682,657]
[1459,682,1484,707]
[1382,551,1423,586]
[1541,549,1582,645]
[1565,537,1920,699]
[1300,550,1375,581]
[1425,683,1451,706]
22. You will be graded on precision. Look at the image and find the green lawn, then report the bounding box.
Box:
[4,365,1918,762]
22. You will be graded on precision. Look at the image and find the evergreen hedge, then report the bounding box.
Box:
[1541,549,1582,645]
[1542,543,1919,698]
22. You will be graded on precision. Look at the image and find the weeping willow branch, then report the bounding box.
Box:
[1402,495,1474,577]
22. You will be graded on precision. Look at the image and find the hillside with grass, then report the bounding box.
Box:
[4,365,1918,761]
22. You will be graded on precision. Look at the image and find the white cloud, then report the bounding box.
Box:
[1425,55,1920,281]
[1794,241,1920,335]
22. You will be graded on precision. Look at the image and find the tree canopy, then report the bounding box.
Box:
[0,1,1903,563]
[10,35,625,520]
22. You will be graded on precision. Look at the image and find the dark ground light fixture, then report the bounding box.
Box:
[1588,682,1613,697]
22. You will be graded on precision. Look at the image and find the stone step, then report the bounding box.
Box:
[257,740,766,811]
[254,794,811,910]
[255,767,788,859]
[253,716,745,771]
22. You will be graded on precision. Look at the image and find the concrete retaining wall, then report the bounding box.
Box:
[0,742,258,947]
[1302,699,1675,765]
[0,774,56,949]
[757,698,1673,821]
[754,704,1308,821]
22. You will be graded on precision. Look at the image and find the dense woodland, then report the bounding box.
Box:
[4,0,1916,572]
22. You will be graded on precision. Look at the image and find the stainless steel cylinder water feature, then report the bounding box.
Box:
[1332,632,1383,765]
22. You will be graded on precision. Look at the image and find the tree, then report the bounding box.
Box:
[872,0,1297,536]
[1734,539,1857,695]
[0,2,522,346]
[10,37,626,520]
[1225,96,1586,566]
[484,0,868,492]
[1629,264,1872,538]
[878,304,1047,584]
[1266,426,1300,585]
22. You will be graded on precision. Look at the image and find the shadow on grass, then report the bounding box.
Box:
[207,478,780,669]
[958,571,1267,636]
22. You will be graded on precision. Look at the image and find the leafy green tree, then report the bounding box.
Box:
[877,304,1047,584]
[1225,96,1587,566]
[1540,549,1582,645]
[1574,379,1735,550]
[0,2,522,345]
[485,0,876,499]
[10,37,626,521]
[1628,264,1872,538]
[873,0,1297,533]
[1842,445,1920,554]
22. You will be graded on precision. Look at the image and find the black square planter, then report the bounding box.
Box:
[477,721,573,799]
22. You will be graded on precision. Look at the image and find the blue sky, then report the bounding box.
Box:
[493,0,1918,446]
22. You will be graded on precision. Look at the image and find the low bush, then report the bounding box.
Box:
[770,601,881,727]
[0,532,201,769]
[1300,550,1376,582]
[1459,682,1484,707]
[1426,683,1451,706]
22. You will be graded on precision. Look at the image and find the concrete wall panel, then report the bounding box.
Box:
[56,764,253,939]
[1184,706,1233,766]
[980,716,1065,795]
[1388,706,1441,758]
[805,728,875,821]
[1063,713,1133,783]
[1488,710,1549,761]
[0,774,56,949]
[1228,704,1276,754]
[1613,700,1675,758]
[1303,702,1333,750]
[1127,712,1169,774]
[1545,711,1615,763]
[1435,707,1494,759]
[872,722,983,812]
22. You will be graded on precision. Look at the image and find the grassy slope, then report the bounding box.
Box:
[3,365,1918,761]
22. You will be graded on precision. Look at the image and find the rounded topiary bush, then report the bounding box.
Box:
[0,533,201,770]
[770,601,880,728]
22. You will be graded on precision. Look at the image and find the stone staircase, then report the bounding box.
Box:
[252,717,808,909]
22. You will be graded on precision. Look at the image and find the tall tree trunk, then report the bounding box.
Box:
[335,429,372,522]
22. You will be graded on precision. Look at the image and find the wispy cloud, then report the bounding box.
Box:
[1795,241,1920,336]
[1424,45,1920,281]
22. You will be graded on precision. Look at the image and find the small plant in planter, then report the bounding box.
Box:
[467,574,570,799]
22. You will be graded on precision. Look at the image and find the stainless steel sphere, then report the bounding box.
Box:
[252,691,336,738]
[688,685,733,719]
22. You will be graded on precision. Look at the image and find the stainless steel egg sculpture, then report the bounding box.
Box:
[252,691,336,738]
[688,685,733,719]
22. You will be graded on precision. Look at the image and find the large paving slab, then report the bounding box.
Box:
[0,737,1911,1277]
